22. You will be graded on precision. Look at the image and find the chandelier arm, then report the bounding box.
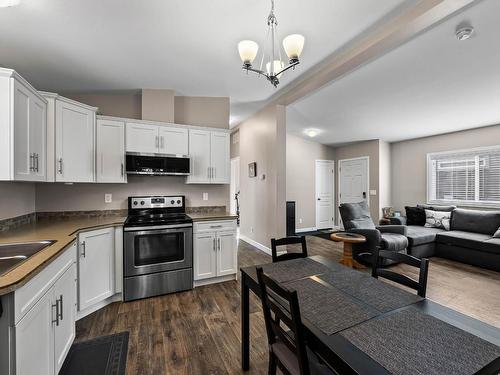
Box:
[274,61,300,77]
[242,66,267,77]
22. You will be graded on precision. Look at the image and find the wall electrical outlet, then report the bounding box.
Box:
[250,227,254,233]
[202,192,208,201]
[299,218,303,224]
[104,194,112,203]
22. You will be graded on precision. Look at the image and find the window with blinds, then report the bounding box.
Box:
[427,146,500,207]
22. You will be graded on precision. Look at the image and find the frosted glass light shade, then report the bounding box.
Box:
[266,60,285,77]
[0,0,20,6]
[283,34,305,60]
[238,40,259,65]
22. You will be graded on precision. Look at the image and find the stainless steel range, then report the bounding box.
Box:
[123,195,193,301]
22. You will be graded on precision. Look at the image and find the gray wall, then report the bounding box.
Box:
[286,134,335,230]
[0,182,36,219]
[230,130,240,159]
[379,140,392,216]
[391,124,500,211]
[64,92,142,119]
[239,104,286,248]
[174,96,230,129]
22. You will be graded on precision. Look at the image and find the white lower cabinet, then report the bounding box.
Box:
[78,228,115,311]
[9,242,77,375]
[193,220,237,284]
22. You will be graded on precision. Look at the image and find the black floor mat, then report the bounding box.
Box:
[60,332,129,375]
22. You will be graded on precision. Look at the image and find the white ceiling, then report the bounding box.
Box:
[0,0,409,126]
[287,0,500,146]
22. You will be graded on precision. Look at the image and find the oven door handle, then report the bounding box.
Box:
[124,224,193,232]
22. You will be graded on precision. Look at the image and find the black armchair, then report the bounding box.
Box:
[339,201,408,266]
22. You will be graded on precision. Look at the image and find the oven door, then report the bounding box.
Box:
[124,224,193,277]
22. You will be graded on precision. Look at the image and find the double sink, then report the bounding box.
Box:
[0,240,55,277]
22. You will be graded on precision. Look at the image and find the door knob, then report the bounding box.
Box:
[317,198,321,201]
[363,192,367,199]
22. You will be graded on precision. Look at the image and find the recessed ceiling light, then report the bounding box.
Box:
[0,0,20,7]
[304,128,320,137]
[456,26,474,41]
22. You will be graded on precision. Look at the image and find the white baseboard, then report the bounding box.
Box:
[239,235,272,255]
[295,227,316,233]
[194,274,236,287]
[76,293,122,321]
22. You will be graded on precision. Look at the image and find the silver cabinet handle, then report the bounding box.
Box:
[210,225,223,228]
[57,295,63,321]
[58,158,63,174]
[121,162,124,177]
[218,238,221,251]
[213,238,216,251]
[155,135,159,149]
[29,153,34,172]
[52,301,59,326]
[81,241,86,257]
[161,136,165,150]
[35,153,39,172]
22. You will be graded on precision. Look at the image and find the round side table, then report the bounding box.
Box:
[330,232,367,269]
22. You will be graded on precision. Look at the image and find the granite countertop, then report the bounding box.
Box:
[188,212,238,222]
[0,215,126,295]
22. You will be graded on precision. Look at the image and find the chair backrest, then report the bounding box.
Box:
[338,201,376,230]
[371,249,430,297]
[256,267,310,375]
[271,236,308,263]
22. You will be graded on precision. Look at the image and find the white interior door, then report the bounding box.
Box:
[315,160,334,230]
[230,157,240,215]
[339,157,369,224]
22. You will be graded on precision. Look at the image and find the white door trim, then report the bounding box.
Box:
[230,156,240,215]
[337,156,370,226]
[315,159,335,230]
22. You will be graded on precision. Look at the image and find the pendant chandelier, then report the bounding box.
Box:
[237,0,305,88]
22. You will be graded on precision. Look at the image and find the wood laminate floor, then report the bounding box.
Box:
[75,236,500,374]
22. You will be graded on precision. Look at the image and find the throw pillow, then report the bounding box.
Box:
[424,209,451,230]
[405,206,426,226]
[494,227,500,238]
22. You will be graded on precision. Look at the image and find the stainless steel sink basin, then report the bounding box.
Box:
[0,240,56,276]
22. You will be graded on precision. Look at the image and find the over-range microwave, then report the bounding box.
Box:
[126,152,190,176]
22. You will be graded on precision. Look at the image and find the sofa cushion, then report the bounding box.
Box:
[450,208,500,235]
[494,227,500,238]
[424,209,451,230]
[406,225,444,247]
[380,233,408,252]
[436,231,500,255]
[405,206,426,226]
[339,201,376,230]
[418,204,456,212]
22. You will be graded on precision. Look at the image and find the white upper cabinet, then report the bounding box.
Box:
[125,122,158,154]
[42,92,97,183]
[126,122,189,155]
[0,68,47,181]
[210,131,230,184]
[96,119,126,183]
[159,126,188,155]
[187,129,230,184]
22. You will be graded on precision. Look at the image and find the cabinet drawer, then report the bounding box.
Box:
[194,220,237,234]
[14,242,76,324]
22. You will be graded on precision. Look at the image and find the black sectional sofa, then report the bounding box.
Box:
[390,204,500,272]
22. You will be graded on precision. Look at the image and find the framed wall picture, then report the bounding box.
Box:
[248,162,257,177]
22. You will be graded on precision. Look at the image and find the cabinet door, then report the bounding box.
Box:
[194,232,217,280]
[125,122,158,153]
[158,126,188,155]
[210,131,230,184]
[217,231,237,276]
[15,289,54,375]
[53,263,77,374]
[97,119,125,183]
[29,94,47,181]
[13,79,31,181]
[55,100,95,182]
[186,129,211,184]
[78,228,115,311]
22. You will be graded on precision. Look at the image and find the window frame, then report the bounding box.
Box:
[426,145,500,208]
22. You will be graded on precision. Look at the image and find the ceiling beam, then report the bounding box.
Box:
[235,0,482,128]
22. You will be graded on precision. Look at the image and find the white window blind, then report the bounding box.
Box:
[427,146,500,207]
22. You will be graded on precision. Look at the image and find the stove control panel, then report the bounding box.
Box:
[130,196,184,209]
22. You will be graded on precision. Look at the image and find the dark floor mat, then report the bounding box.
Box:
[60,332,129,375]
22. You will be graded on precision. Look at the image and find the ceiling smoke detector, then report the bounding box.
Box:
[456,26,474,41]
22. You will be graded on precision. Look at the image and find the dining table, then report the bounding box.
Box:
[240,255,500,375]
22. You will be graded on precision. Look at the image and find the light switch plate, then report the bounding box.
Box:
[369,190,377,196]
[105,193,112,203]
[202,192,208,201]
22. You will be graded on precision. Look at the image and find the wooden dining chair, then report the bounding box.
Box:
[256,267,335,375]
[270,236,308,263]
[371,248,430,297]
